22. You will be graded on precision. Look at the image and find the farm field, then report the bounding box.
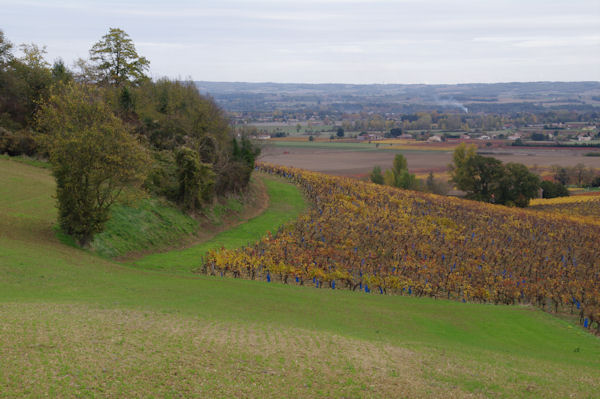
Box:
[1,158,600,398]
[260,142,600,176]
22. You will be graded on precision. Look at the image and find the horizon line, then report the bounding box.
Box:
[192,79,600,86]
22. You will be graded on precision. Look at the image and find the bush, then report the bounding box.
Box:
[369,166,384,185]
[0,127,37,156]
[540,180,570,198]
[175,147,215,211]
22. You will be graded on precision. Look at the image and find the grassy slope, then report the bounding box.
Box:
[130,175,306,274]
[89,174,272,260]
[0,158,599,398]
[90,198,199,258]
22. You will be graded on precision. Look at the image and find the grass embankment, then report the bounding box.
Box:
[90,198,199,258]
[90,174,278,260]
[129,175,306,273]
[1,158,599,398]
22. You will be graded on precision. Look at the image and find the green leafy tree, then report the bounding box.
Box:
[19,43,49,69]
[540,180,569,199]
[89,28,150,86]
[382,154,417,190]
[370,166,384,184]
[36,82,148,246]
[0,30,13,66]
[336,126,344,138]
[450,143,503,202]
[392,153,408,172]
[495,163,540,207]
[176,147,215,211]
[0,40,53,128]
[51,58,73,83]
[450,143,540,207]
[0,30,15,128]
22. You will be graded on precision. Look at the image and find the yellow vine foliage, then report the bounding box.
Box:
[198,163,600,328]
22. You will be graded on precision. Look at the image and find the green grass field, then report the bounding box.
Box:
[1,157,599,398]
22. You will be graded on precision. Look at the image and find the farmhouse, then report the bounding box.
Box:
[578,135,592,142]
[252,134,271,140]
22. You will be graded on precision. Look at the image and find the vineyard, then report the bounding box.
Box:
[530,193,600,220]
[201,163,600,332]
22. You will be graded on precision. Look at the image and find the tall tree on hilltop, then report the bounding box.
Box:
[89,28,149,86]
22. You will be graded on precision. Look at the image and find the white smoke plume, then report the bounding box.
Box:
[434,97,468,113]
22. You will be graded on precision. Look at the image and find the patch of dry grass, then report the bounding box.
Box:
[2,303,597,398]
[0,303,470,398]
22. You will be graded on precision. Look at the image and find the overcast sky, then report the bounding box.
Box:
[2,0,599,84]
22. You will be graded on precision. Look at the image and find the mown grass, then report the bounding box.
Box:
[129,175,306,274]
[1,157,599,398]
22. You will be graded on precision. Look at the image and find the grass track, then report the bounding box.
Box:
[129,174,306,273]
[1,158,599,398]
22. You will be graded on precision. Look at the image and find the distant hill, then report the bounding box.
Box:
[195,81,600,114]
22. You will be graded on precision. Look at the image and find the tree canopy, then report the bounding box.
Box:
[450,143,540,207]
[89,28,150,86]
[36,82,149,245]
